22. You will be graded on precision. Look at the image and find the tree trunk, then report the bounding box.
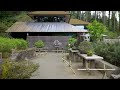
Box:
[111,11,116,31]
[79,11,81,20]
[85,11,88,21]
[113,11,116,31]
[119,11,120,31]
[76,11,79,19]
[108,11,111,29]
[95,11,97,20]
[102,11,106,25]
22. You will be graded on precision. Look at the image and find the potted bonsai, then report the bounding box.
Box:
[78,41,93,54]
[87,50,94,56]
[34,40,45,51]
[68,37,77,50]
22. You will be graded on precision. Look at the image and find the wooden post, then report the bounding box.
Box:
[77,33,80,45]
[83,58,86,68]
[102,64,107,79]
[90,60,95,68]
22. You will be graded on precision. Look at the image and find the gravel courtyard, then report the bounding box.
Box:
[30,52,103,79]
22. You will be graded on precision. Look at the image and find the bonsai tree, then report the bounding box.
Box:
[87,50,94,56]
[34,40,45,48]
[68,37,77,49]
[78,41,93,54]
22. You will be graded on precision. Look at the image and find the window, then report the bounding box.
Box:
[34,16,66,22]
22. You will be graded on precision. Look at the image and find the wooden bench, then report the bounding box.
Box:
[68,49,79,62]
[77,54,116,79]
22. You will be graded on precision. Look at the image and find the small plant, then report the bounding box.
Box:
[87,50,93,56]
[68,37,77,49]
[78,41,93,54]
[72,46,77,50]
[34,40,45,48]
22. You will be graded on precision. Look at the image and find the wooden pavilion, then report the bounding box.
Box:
[6,11,89,50]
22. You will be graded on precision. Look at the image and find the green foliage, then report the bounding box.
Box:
[93,41,120,66]
[105,31,119,39]
[0,11,32,33]
[78,41,93,54]
[0,37,28,57]
[34,40,45,48]
[0,59,39,79]
[0,22,8,33]
[87,50,93,56]
[0,33,12,38]
[13,39,28,50]
[87,20,107,42]
[68,37,77,48]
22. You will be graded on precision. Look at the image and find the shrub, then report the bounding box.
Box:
[34,40,45,48]
[93,41,120,66]
[0,37,28,58]
[0,59,39,79]
[13,39,28,50]
[78,41,93,54]
[105,31,119,39]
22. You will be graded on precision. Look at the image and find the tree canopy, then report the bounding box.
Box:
[87,20,107,42]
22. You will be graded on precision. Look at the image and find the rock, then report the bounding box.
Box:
[10,48,36,61]
[109,68,120,79]
[110,74,120,79]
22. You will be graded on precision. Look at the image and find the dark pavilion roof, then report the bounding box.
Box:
[6,22,88,33]
[27,11,71,16]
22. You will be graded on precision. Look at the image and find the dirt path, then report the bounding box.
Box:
[30,52,103,79]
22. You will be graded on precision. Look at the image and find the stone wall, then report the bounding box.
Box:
[11,48,36,61]
[27,36,71,50]
[95,60,119,78]
[104,39,120,44]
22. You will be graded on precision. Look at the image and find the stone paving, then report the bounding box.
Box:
[30,52,103,79]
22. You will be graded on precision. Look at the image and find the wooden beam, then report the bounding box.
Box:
[77,69,116,71]
[62,57,76,74]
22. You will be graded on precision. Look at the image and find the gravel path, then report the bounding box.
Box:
[30,52,103,79]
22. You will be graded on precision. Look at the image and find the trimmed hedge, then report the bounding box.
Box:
[0,37,28,58]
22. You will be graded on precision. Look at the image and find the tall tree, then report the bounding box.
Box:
[111,11,117,31]
[118,11,120,31]
[97,11,101,22]
[81,11,83,20]
[79,11,81,20]
[85,11,88,21]
[76,11,79,19]
[108,11,111,29]
[102,11,106,25]
[94,11,97,20]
